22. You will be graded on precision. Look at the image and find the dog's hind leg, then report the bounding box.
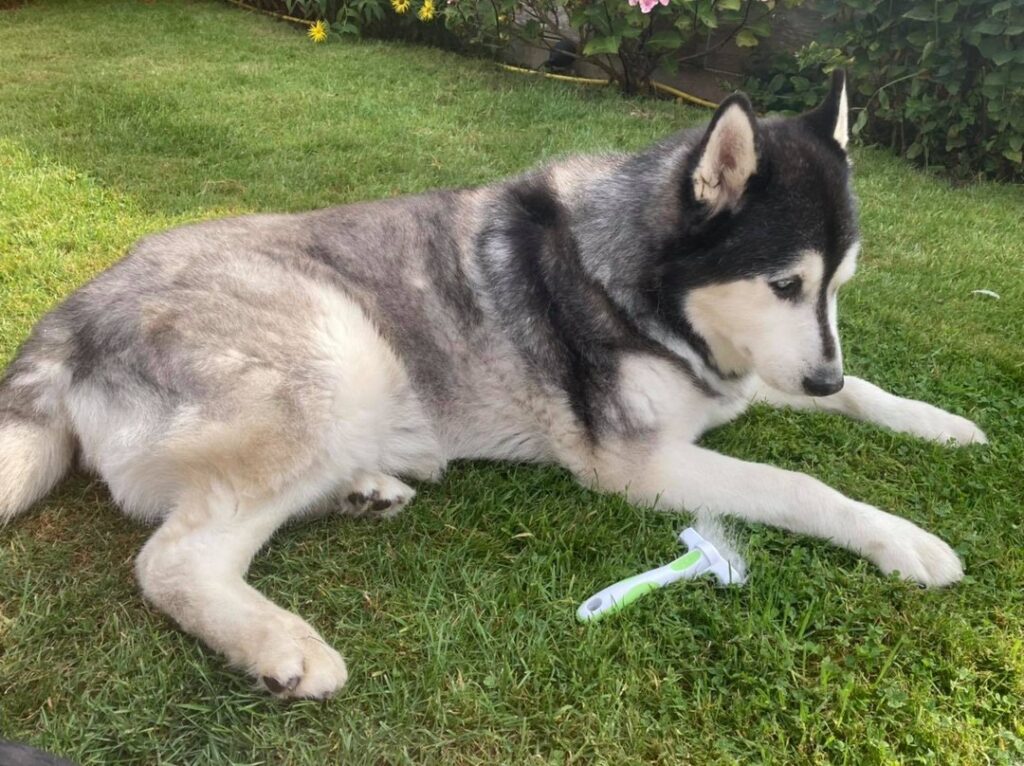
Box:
[752,376,987,446]
[135,479,349,699]
[590,440,964,587]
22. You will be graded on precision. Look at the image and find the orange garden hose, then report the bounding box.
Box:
[499,63,717,109]
[650,80,718,109]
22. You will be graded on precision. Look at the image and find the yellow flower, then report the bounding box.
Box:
[417,0,435,21]
[392,0,411,13]
[307,20,328,43]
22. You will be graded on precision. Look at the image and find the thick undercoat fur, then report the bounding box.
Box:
[0,72,987,699]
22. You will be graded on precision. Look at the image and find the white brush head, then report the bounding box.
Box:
[679,527,747,586]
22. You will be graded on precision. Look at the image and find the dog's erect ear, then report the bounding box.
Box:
[690,93,759,214]
[803,69,849,151]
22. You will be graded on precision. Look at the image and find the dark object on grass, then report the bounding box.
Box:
[0,742,79,766]
[542,39,576,74]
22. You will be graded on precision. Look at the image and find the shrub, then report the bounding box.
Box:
[460,0,803,94]
[252,0,801,96]
[745,0,1024,182]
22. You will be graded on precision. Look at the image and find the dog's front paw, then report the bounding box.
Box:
[250,614,349,700]
[863,516,963,587]
[912,406,987,446]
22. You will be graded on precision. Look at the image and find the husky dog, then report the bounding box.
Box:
[0,72,986,699]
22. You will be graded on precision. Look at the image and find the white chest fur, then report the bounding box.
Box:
[615,354,755,442]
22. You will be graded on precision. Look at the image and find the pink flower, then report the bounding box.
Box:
[634,0,667,12]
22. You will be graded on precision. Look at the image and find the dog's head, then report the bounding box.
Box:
[668,71,859,396]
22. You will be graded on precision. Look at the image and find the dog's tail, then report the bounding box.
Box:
[0,323,75,524]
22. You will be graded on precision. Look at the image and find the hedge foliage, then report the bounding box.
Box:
[746,0,1024,181]
[256,0,803,94]
[249,0,1021,181]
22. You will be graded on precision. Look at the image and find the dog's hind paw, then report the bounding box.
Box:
[340,472,414,519]
[864,516,964,588]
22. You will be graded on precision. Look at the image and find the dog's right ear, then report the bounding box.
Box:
[689,94,759,215]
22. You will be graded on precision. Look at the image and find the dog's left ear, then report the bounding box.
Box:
[690,93,759,214]
[803,69,849,151]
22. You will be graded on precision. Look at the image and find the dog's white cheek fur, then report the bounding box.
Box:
[685,280,826,394]
[748,301,830,394]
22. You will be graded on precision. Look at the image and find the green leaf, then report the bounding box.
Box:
[718,0,742,9]
[569,7,592,29]
[973,18,1005,35]
[696,2,719,29]
[583,36,622,55]
[746,17,772,35]
[646,29,684,51]
[906,30,931,47]
[735,28,759,47]
[1002,149,1022,164]
[1008,65,1024,84]
[984,69,1007,87]
[979,36,1008,58]
[902,4,934,21]
[991,48,1016,66]
[852,109,868,136]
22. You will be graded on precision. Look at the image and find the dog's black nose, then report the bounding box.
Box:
[802,372,844,397]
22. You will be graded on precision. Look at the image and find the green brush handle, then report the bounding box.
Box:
[576,548,705,621]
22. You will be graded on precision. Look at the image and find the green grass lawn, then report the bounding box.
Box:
[1,2,1022,764]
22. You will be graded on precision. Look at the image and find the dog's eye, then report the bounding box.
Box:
[769,276,802,298]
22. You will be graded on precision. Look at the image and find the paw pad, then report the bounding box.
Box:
[340,474,414,519]
[262,675,300,694]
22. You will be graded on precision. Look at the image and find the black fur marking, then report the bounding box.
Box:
[56,280,197,406]
[302,241,337,269]
[817,277,837,361]
[297,191,486,408]
[0,332,60,427]
[478,175,712,440]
